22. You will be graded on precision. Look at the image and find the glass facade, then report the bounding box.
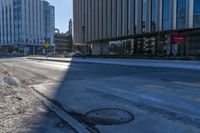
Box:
[13,0,22,43]
[76,0,200,42]
[151,0,157,32]
[142,0,147,32]
[109,40,132,56]
[176,0,186,29]
[108,33,169,57]
[162,0,170,30]
[134,0,138,33]
[194,0,200,28]
[127,0,131,34]
[79,0,200,56]
[0,0,55,55]
[116,0,118,35]
[121,0,123,35]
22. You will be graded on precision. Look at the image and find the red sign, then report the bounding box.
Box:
[171,35,186,44]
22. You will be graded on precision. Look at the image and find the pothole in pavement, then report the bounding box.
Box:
[85,108,134,126]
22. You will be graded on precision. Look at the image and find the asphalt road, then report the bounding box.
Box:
[1,57,200,133]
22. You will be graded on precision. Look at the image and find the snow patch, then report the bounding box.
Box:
[0,73,21,87]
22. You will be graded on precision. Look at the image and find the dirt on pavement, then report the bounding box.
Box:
[0,66,76,133]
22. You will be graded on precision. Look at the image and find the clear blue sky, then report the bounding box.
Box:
[47,0,73,33]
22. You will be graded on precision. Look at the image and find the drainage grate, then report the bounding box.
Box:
[85,108,134,126]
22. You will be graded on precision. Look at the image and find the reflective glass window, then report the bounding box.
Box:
[162,0,170,30]
[134,0,138,33]
[142,0,146,32]
[116,0,118,34]
[194,0,200,27]
[127,0,131,34]
[121,0,124,34]
[151,0,157,32]
[176,0,186,29]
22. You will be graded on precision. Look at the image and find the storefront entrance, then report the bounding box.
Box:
[106,29,200,57]
[109,34,169,57]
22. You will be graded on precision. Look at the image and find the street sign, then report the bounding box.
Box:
[44,42,49,49]
[171,35,186,44]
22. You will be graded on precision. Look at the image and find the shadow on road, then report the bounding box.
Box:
[27,58,137,133]
[26,58,102,133]
[3,57,200,133]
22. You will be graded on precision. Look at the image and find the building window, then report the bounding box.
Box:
[194,0,200,28]
[134,0,138,33]
[162,0,170,30]
[127,0,131,34]
[116,0,118,35]
[121,0,123,35]
[110,0,112,35]
[151,0,157,32]
[176,0,186,29]
[142,0,147,33]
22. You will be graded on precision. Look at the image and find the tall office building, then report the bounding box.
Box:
[74,0,200,56]
[0,0,55,55]
[43,1,55,50]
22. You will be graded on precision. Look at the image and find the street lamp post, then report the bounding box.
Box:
[82,25,86,58]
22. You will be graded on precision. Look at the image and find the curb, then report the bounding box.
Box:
[29,86,93,133]
[27,57,200,71]
[27,57,72,63]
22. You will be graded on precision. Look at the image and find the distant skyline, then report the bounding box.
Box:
[47,0,73,33]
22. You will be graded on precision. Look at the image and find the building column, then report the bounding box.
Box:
[122,0,128,36]
[112,0,117,38]
[32,46,35,55]
[102,0,107,39]
[131,39,135,54]
[107,0,112,38]
[99,0,103,40]
[117,0,122,36]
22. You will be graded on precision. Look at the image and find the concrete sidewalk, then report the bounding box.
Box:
[27,56,200,71]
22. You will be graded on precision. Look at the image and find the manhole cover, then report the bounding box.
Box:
[85,108,134,126]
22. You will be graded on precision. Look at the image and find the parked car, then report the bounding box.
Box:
[69,51,83,57]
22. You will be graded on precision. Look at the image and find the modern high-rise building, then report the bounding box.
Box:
[0,0,55,55]
[43,0,55,50]
[73,0,200,56]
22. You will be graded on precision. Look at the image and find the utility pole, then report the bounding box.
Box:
[82,25,86,58]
